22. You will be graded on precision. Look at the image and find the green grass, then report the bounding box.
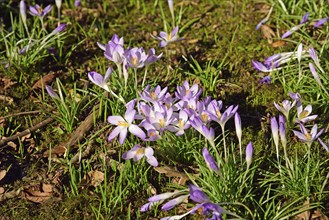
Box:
[1,0,329,219]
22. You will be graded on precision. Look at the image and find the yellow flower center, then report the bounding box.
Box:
[118,121,129,127]
[159,119,165,128]
[136,147,145,155]
[150,92,156,100]
[216,110,222,118]
[201,113,208,123]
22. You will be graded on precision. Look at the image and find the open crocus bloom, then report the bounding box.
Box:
[122,145,158,167]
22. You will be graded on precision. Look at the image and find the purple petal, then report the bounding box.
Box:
[107,116,125,125]
[107,126,122,142]
[161,195,188,211]
[282,30,293,39]
[301,12,309,24]
[314,17,329,27]
[118,127,128,145]
[128,124,146,139]
[202,147,219,172]
[122,146,140,160]
[245,142,254,166]
[188,184,209,203]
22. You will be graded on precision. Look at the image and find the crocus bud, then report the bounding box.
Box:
[202,147,219,173]
[20,0,27,25]
[55,0,62,10]
[52,23,66,34]
[46,85,59,99]
[74,0,81,7]
[246,142,254,168]
[234,112,242,146]
[279,115,287,149]
[168,0,174,20]
[271,117,280,162]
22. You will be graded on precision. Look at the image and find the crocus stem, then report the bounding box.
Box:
[57,8,61,26]
[134,68,138,98]
[221,125,227,161]
[40,17,45,31]
[142,66,148,88]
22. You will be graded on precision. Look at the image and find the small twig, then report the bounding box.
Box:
[1,110,41,119]
[0,118,54,147]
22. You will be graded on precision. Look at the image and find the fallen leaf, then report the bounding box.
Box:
[7,141,17,150]
[32,72,59,90]
[312,209,329,220]
[86,170,104,187]
[0,170,6,182]
[42,183,53,193]
[0,77,17,90]
[0,187,4,194]
[296,198,310,220]
[271,40,286,48]
[154,166,189,185]
[260,24,276,44]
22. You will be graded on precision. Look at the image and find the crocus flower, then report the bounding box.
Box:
[167,109,190,136]
[168,0,174,21]
[20,1,27,27]
[74,0,81,7]
[124,47,148,68]
[208,104,238,129]
[189,116,214,143]
[309,47,324,73]
[246,142,254,169]
[202,147,219,173]
[122,145,158,166]
[282,12,309,39]
[271,117,279,162]
[260,76,272,84]
[279,115,287,149]
[274,99,295,120]
[46,85,59,99]
[318,138,329,152]
[52,23,66,34]
[88,67,112,92]
[235,113,242,158]
[256,6,273,30]
[151,26,184,47]
[296,104,317,123]
[314,17,329,27]
[293,123,323,144]
[107,108,145,145]
[140,85,168,103]
[29,4,52,17]
[55,0,62,10]
[161,195,189,211]
[309,63,325,89]
[145,48,163,66]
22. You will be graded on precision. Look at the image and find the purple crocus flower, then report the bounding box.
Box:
[140,85,168,103]
[161,195,189,211]
[124,47,148,68]
[293,123,323,144]
[175,80,202,101]
[282,12,309,39]
[151,26,184,47]
[318,138,329,152]
[296,104,317,123]
[189,116,215,143]
[167,109,190,136]
[208,103,238,129]
[314,17,329,27]
[122,145,158,166]
[88,67,112,92]
[274,99,295,120]
[202,147,219,173]
[45,85,59,99]
[145,48,163,66]
[260,76,272,84]
[74,0,81,7]
[279,115,287,149]
[20,0,27,25]
[107,108,145,145]
[271,117,280,162]
[189,184,210,203]
[309,47,324,73]
[309,63,324,89]
[52,23,66,34]
[29,4,52,17]
[245,142,254,168]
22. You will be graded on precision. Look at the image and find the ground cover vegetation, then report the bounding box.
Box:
[1,0,329,219]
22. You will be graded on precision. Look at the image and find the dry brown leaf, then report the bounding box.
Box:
[312,209,329,220]
[260,24,276,44]
[154,166,189,185]
[7,141,17,150]
[0,77,17,90]
[271,40,286,48]
[0,170,7,182]
[0,187,4,194]
[22,186,53,204]
[85,170,104,187]
[42,183,53,193]
[20,133,31,142]
[32,72,58,89]
[296,198,310,220]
